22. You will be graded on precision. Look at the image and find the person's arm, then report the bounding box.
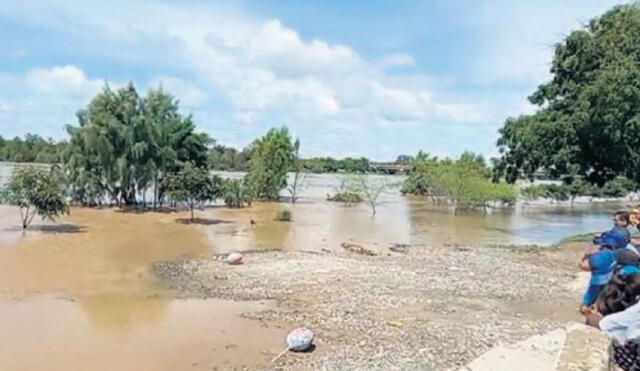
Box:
[579,258,591,271]
[585,311,603,328]
[599,303,640,343]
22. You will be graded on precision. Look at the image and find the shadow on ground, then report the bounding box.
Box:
[3,223,87,234]
[175,218,233,226]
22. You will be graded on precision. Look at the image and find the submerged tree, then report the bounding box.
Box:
[287,139,308,204]
[64,83,211,207]
[164,163,222,221]
[0,166,69,229]
[351,175,397,216]
[246,127,295,200]
[222,178,252,208]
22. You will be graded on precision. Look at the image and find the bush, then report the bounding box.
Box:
[327,192,363,204]
[274,209,292,222]
[0,166,69,229]
[222,178,252,208]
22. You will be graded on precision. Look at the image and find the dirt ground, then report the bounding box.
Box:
[154,240,588,370]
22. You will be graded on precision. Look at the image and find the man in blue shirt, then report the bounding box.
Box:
[579,233,622,314]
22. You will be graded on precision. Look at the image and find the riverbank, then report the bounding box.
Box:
[153,237,587,370]
[0,204,595,370]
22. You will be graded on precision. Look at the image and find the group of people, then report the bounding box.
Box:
[580,210,640,370]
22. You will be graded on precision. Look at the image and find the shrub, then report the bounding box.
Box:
[327,192,363,204]
[222,178,252,208]
[0,166,69,229]
[274,208,292,222]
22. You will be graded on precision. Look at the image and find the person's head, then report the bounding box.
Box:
[595,272,640,316]
[614,211,631,228]
[599,232,626,250]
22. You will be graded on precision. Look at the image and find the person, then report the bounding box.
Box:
[584,272,640,370]
[595,211,632,247]
[579,233,622,315]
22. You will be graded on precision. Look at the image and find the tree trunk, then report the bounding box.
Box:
[190,205,194,221]
[153,171,158,210]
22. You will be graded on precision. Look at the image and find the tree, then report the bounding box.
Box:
[246,127,295,200]
[64,83,211,207]
[287,139,308,204]
[351,175,396,216]
[0,166,69,229]
[495,4,640,187]
[164,163,221,221]
[401,152,516,212]
[222,178,252,208]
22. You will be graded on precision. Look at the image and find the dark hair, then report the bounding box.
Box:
[596,273,640,315]
[615,211,631,224]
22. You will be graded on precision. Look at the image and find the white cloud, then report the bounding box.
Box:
[26,65,103,98]
[376,54,416,69]
[0,0,628,158]
[0,0,480,134]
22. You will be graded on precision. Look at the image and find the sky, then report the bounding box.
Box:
[0,0,630,160]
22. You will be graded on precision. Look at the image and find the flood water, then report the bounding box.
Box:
[0,162,628,370]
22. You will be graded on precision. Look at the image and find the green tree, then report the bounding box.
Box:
[246,127,295,200]
[165,163,222,221]
[402,152,516,212]
[496,4,640,186]
[64,84,211,207]
[221,178,252,208]
[0,166,69,229]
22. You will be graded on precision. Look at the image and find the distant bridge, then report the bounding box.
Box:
[370,162,411,175]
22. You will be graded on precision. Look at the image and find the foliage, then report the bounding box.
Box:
[301,156,371,173]
[208,145,251,171]
[402,151,516,211]
[164,163,222,220]
[221,178,252,208]
[246,127,295,200]
[0,134,68,164]
[0,166,69,229]
[274,208,292,222]
[327,191,363,205]
[495,4,640,187]
[520,177,637,202]
[64,83,211,207]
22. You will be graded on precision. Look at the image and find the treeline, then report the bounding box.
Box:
[401,151,516,212]
[0,134,67,163]
[521,178,637,203]
[208,149,375,174]
[4,134,389,175]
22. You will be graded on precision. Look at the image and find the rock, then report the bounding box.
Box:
[341,242,377,256]
[226,252,244,265]
[389,244,410,254]
[286,327,315,351]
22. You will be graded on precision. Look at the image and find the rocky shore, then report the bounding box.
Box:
[152,241,586,370]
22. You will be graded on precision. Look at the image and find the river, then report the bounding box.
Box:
[0,161,627,370]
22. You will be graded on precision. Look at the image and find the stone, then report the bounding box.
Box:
[226,252,244,265]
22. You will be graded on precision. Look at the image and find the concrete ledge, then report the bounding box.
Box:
[461,322,612,371]
[556,322,611,371]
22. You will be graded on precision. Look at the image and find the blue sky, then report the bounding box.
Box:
[0,0,629,160]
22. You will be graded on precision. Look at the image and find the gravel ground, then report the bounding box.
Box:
[152,242,584,370]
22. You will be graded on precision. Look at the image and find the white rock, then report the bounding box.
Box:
[226,252,244,265]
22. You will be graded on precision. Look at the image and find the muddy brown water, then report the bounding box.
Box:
[0,163,627,369]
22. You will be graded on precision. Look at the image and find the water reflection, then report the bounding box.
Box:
[79,293,168,334]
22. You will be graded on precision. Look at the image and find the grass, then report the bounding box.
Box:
[485,243,558,253]
[555,232,596,245]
